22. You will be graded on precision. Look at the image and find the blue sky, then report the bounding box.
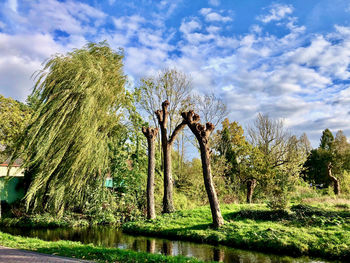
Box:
[1,0,350,148]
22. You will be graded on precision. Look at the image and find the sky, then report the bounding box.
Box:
[1,0,350,148]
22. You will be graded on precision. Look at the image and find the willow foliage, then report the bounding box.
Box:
[13,42,126,214]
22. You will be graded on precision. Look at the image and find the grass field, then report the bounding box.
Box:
[123,202,350,261]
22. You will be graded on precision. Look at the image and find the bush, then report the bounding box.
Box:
[266,188,289,210]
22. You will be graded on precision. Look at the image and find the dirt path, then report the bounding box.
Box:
[0,246,94,263]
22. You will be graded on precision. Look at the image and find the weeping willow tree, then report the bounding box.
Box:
[11,42,126,215]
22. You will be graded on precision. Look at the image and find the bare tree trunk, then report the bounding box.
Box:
[327,163,340,195]
[246,179,256,204]
[162,142,174,213]
[182,110,224,228]
[156,101,187,214]
[142,127,158,219]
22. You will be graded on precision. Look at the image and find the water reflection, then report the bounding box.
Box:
[0,226,334,263]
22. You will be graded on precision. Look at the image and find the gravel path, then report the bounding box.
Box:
[0,246,94,263]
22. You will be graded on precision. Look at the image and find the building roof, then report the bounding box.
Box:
[0,158,22,168]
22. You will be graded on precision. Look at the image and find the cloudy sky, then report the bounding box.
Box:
[1,0,350,147]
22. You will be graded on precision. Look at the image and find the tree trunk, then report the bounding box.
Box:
[156,101,186,214]
[142,127,158,219]
[327,163,340,195]
[246,179,256,204]
[199,142,225,228]
[181,110,224,228]
[162,142,174,213]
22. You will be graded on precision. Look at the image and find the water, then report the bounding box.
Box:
[0,226,334,263]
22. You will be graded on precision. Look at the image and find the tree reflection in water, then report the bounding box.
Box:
[0,226,330,263]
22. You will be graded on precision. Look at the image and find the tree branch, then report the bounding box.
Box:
[169,121,187,145]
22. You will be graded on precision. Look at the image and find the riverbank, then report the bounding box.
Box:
[0,231,205,263]
[123,203,350,261]
[0,213,90,228]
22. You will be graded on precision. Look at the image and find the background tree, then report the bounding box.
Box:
[212,118,251,202]
[304,129,350,195]
[11,42,126,214]
[137,69,192,133]
[106,107,148,221]
[320,129,334,151]
[137,69,192,213]
[194,93,228,127]
[0,95,32,161]
[303,129,335,187]
[247,113,305,207]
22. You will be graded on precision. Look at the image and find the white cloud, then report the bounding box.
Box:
[14,0,107,35]
[0,33,66,101]
[258,4,293,23]
[206,25,221,34]
[200,8,212,15]
[208,0,220,7]
[205,12,232,22]
[179,19,202,35]
[113,15,145,37]
[200,8,232,23]
[0,0,350,148]
[7,0,17,12]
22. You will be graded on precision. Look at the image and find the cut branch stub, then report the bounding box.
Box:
[182,110,214,143]
[155,110,163,124]
[142,127,159,139]
[161,100,169,127]
[181,109,224,228]
[162,100,170,111]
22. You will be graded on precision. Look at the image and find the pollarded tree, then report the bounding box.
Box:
[181,110,224,228]
[11,42,126,214]
[137,69,192,213]
[156,100,187,213]
[142,127,158,219]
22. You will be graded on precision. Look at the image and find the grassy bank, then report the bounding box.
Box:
[123,203,350,261]
[0,213,90,228]
[0,231,205,263]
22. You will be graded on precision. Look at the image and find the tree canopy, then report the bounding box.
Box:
[12,42,126,214]
[0,95,32,161]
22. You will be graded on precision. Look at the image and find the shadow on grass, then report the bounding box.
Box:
[223,204,350,223]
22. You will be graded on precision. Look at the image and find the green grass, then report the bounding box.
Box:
[0,213,90,228]
[0,231,205,263]
[123,203,350,261]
